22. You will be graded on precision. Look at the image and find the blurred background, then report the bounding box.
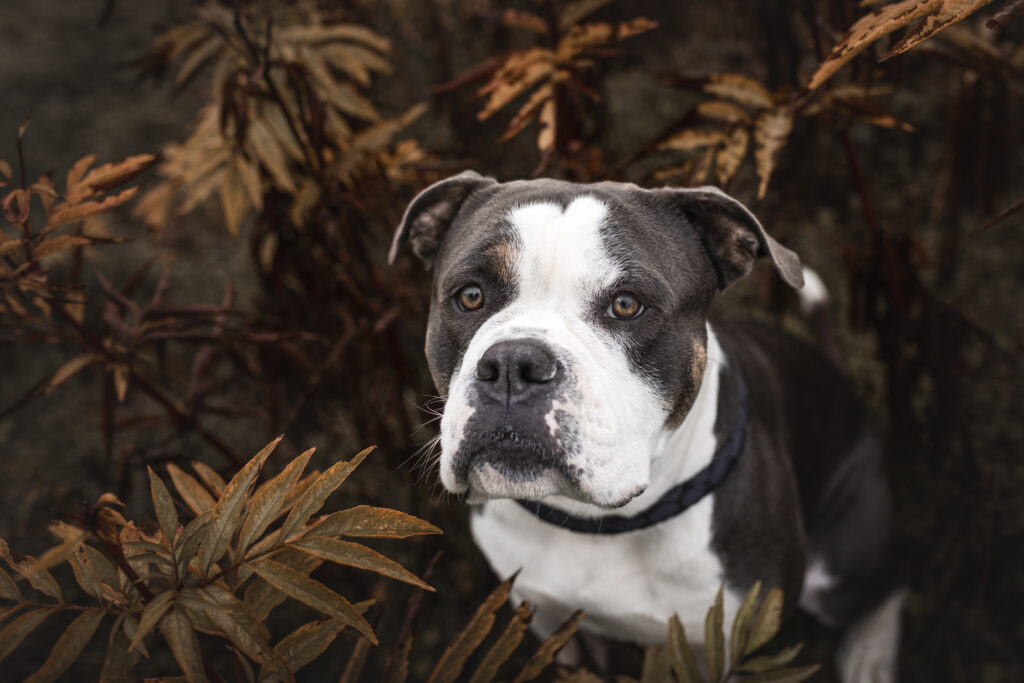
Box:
[0,0,1021,680]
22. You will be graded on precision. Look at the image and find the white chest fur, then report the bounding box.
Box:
[469,327,741,644]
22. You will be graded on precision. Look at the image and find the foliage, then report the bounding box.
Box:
[651,583,818,683]
[0,438,440,682]
[135,0,429,237]
[2,0,1022,680]
[645,76,912,197]
[439,0,656,175]
[1,134,317,473]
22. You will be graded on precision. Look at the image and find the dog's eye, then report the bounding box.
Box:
[456,284,485,311]
[606,293,644,320]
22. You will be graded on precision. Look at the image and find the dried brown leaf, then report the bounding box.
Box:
[187,586,292,682]
[639,645,671,683]
[167,465,217,516]
[65,155,96,196]
[511,609,584,682]
[468,603,533,683]
[68,548,104,601]
[197,436,280,575]
[888,0,993,57]
[339,634,373,683]
[697,100,753,124]
[271,618,346,675]
[502,9,548,33]
[247,558,376,643]
[23,609,104,683]
[703,73,773,109]
[738,643,804,672]
[149,467,180,545]
[667,615,702,683]
[715,126,750,186]
[746,588,785,655]
[730,580,761,667]
[559,0,617,30]
[0,607,55,661]
[44,187,139,231]
[704,584,725,683]
[218,167,249,237]
[3,189,30,224]
[99,621,135,683]
[161,606,206,683]
[174,36,223,89]
[307,504,441,539]
[24,523,88,578]
[277,446,373,542]
[536,98,557,155]
[658,129,728,152]
[0,567,19,601]
[242,548,320,620]
[808,0,942,90]
[130,590,175,653]
[281,23,391,53]
[499,84,553,143]
[71,153,158,202]
[238,448,314,556]
[291,536,432,590]
[753,107,794,198]
[427,576,514,683]
[477,49,554,121]
[34,235,94,259]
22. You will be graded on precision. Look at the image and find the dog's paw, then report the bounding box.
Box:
[836,589,907,683]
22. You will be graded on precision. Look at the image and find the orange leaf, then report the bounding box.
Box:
[44,187,139,231]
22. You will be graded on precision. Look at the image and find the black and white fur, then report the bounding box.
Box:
[390,172,903,681]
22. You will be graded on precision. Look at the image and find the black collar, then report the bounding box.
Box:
[516,372,748,535]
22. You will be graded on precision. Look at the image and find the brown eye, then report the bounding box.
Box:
[606,293,644,319]
[457,284,485,311]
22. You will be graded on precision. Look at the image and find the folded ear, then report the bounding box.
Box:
[660,186,803,290]
[388,170,497,268]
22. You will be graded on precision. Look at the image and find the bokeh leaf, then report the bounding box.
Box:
[704,584,725,683]
[24,608,105,683]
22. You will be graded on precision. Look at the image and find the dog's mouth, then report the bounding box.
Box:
[450,426,583,502]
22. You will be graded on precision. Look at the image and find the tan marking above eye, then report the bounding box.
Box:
[458,284,484,311]
[484,240,518,284]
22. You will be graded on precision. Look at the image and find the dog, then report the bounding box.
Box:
[390,172,903,681]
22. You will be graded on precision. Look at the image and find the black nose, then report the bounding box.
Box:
[475,339,560,405]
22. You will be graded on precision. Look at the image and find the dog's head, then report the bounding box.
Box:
[391,173,802,507]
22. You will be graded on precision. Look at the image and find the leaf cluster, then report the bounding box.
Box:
[627,583,817,683]
[647,74,915,198]
[0,438,440,682]
[343,573,583,683]
[440,0,656,174]
[135,1,431,238]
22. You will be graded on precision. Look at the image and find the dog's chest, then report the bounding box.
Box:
[471,497,740,644]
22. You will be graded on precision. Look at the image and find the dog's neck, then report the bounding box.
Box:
[528,324,727,519]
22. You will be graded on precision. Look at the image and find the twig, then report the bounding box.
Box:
[974,195,1024,233]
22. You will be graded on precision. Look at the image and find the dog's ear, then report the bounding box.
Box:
[660,186,803,290]
[389,170,497,268]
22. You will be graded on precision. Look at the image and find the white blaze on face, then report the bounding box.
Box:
[439,196,671,506]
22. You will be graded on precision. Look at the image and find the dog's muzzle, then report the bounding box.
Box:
[450,338,582,498]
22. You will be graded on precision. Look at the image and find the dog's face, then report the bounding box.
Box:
[391,174,801,507]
